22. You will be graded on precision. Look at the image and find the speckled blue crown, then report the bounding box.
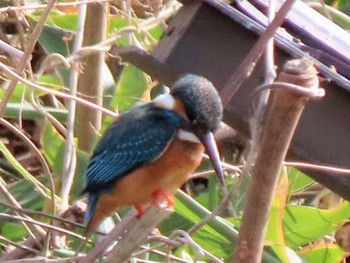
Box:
[171,74,223,133]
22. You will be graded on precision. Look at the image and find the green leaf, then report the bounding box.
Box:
[171,191,280,262]
[40,122,89,199]
[1,222,26,241]
[31,21,116,105]
[36,22,74,57]
[0,140,56,202]
[108,17,164,46]
[41,122,66,170]
[193,226,232,259]
[71,148,90,198]
[160,197,231,260]
[298,243,345,263]
[283,202,350,248]
[148,25,165,42]
[44,13,78,32]
[0,81,26,103]
[4,103,67,122]
[287,167,314,193]
[111,65,148,112]
[108,17,130,47]
[0,178,45,212]
[35,22,73,86]
[0,75,62,107]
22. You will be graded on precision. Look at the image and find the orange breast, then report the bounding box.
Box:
[86,136,204,233]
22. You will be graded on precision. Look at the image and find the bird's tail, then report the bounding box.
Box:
[84,193,99,236]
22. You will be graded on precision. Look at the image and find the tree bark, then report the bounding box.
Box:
[233,58,319,262]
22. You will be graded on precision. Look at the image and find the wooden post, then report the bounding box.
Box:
[233,58,319,262]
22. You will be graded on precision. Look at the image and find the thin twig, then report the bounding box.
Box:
[285,161,350,174]
[220,0,297,106]
[0,200,86,230]
[0,39,23,58]
[171,230,222,263]
[31,53,70,136]
[137,243,193,263]
[0,177,44,247]
[0,236,40,255]
[0,213,85,241]
[0,118,56,212]
[187,178,241,235]
[0,0,57,116]
[0,61,118,117]
[29,89,67,136]
[61,0,87,211]
[0,0,111,13]
[202,153,242,174]
[1,256,85,263]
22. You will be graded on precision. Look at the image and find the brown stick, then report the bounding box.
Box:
[76,2,107,152]
[233,58,319,263]
[104,206,173,263]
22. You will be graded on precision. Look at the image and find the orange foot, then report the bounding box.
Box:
[152,190,174,208]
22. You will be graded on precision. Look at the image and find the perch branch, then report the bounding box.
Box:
[233,58,322,262]
[82,206,172,263]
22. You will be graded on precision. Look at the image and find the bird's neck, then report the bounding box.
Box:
[177,129,201,144]
[153,93,200,143]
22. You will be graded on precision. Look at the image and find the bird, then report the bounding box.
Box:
[82,74,224,235]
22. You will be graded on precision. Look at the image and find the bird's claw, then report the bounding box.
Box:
[152,190,174,208]
[134,204,144,218]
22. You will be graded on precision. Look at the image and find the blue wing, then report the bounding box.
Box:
[83,103,187,194]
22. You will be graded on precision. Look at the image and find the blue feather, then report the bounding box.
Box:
[83,103,189,194]
[85,193,98,222]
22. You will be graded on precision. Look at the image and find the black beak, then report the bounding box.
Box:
[198,132,225,186]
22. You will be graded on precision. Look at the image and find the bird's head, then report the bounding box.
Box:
[154,74,225,186]
[171,74,223,134]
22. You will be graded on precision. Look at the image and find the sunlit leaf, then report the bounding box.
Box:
[298,242,346,263]
[44,13,78,31]
[283,202,350,248]
[0,75,62,104]
[287,167,314,193]
[110,65,148,112]
[41,122,65,170]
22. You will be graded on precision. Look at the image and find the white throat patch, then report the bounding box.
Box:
[177,129,201,143]
[153,93,175,110]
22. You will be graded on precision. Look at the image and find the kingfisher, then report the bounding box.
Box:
[82,74,224,235]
